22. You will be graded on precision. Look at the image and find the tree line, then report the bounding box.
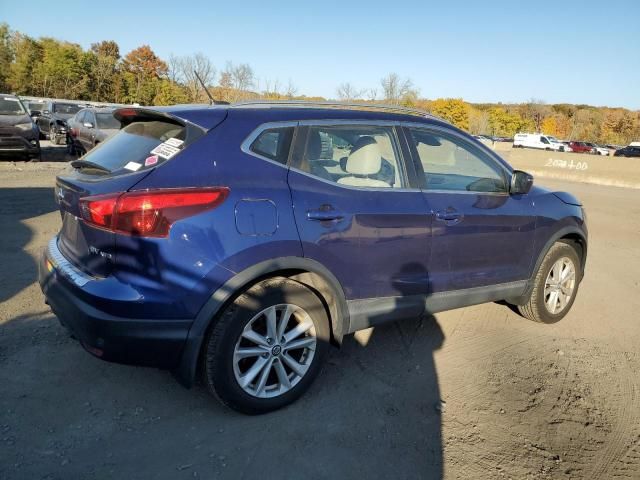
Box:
[1,23,638,145]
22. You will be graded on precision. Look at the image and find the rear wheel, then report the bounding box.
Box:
[518,242,581,323]
[202,277,330,414]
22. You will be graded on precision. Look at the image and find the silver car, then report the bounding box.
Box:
[67,107,120,154]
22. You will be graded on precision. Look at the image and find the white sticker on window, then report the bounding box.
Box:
[124,161,142,171]
[3,97,19,102]
[164,137,184,148]
[150,143,181,159]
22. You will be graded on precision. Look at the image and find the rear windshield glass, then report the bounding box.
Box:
[95,112,120,129]
[0,97,26,115]
[80,119,188,174]
[53,103,82,114]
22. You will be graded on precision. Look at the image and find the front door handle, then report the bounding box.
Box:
[307,205,344,222]
[435,209,464,224]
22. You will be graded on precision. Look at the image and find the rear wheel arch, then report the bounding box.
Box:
[175,257,349,388]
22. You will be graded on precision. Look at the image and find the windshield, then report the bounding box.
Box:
[79,119,187,174]
[28,102,45,112]
[547,136,562,143]
[0,97,27,115]
[53,103,82,114]
[95,112,121,130]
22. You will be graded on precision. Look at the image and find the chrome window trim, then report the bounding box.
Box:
[241,118,514,194]
[240,121,298,168]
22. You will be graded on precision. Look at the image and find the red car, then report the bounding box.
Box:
[568,141,594,154]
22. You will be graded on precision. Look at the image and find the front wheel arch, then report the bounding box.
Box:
[508,227,587,306]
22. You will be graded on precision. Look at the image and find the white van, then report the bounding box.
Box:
[513,133,568,152]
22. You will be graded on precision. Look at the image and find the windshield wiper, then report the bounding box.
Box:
[70,159,111,173]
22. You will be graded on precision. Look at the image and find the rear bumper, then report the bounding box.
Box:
[39,238,192,369]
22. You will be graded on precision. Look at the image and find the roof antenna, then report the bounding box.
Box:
[193,70,228,105]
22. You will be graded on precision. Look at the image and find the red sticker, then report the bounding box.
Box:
[144,155,159,166]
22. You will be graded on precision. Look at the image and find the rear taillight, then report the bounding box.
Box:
[79,188,229,237]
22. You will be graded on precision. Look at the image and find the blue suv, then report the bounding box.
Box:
[39,102,587,414]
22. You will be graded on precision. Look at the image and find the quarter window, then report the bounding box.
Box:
[249,127,294,165]
[298,125,403,188]
[407,128,507,193]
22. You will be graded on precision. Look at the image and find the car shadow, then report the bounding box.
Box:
[0,187,58,305]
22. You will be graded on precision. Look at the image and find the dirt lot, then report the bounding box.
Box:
[1,145,639,479]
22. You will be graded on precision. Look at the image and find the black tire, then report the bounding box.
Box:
[202,277,330,414]
[518,242,581,323]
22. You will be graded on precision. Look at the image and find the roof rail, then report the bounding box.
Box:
[231,99,435,118]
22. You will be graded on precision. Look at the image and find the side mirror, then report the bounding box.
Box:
[43,110,50,115]
[83,122,94,129]
[510,170,534,195]
[30,110,41,118]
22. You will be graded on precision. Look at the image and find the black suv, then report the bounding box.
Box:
[33,101,83,144]
[614,145,640,157]
[0,94,41,161]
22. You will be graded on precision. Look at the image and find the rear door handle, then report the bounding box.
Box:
[307,206,344,222]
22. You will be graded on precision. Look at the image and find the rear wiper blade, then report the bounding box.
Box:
[70,159,111,172]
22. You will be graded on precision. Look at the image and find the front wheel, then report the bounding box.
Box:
[202,277,330,414]
[518,242,581,323]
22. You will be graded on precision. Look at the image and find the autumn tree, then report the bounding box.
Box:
[122,45,167,105]
[430,98,470,131]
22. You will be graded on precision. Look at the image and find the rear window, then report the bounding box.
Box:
[95,112,120,129]
[78,118,198,174]
[53,103,82,114]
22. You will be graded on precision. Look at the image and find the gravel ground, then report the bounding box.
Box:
[1,146,639,479]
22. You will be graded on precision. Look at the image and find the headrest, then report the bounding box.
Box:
[346,136,381,175]
[307,131,322,159]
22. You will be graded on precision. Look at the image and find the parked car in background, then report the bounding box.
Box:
[33,101,83,144]
[25,100,47,116]
[567,141,594,154]
[39,101,588,414]
[0,94,41,161]
[514,133,568,151]
[585,142,609,156]
[613,145,640,157]
[67,107,120,154]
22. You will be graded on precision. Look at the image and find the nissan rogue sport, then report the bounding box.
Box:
[39,102,587,414]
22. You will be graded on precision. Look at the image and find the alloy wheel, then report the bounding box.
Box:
[233,304,317,398]
[543,257,576,314]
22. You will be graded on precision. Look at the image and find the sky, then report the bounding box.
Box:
[2,0,639,109]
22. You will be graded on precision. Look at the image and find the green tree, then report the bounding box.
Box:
[87,40,121,102]
[8,33,43,95]
[153,79,189,105]
[0,23,14,92]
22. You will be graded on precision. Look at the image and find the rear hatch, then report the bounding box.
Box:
[55,108,214,277]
